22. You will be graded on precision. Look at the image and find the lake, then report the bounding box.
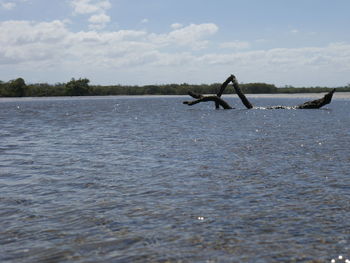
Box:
[1,94,350,262]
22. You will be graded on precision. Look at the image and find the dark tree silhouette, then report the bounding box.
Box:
[65,78,91,96]
[8,78,26,97]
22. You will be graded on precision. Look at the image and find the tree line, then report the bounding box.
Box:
[1,78,349,97]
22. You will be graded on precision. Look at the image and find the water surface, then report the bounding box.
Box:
[1,95,350,262]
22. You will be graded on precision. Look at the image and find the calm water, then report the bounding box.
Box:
[1,95,350,263]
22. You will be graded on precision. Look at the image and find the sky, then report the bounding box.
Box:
[0,0,350,86]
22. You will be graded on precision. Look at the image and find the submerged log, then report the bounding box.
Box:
[183,75,235,109]
[264,89,336,109]
[182,74,248,109]
[296,88,336,109]
[183,91,233,109]
[231,78,253,109]
[215,75,235,109]
[183,75,336,110]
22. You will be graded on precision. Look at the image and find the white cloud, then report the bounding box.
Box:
[0,20,69,45]
[88,13,110,24]
[0,20,70,67]
[195,44,350,85]
[220,41,251,50]
[1,20,350,86]
[141,18,149,24]
[1,1,16,10]
[171,23,183,30]
[150,23,218,50]
[88,13,110,29]
[71,0,111,15]
[70,0,111,29]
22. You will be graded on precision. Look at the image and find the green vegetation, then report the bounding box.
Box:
[1,78,349,97]
[65,78,91,96]
[0,78,27,97]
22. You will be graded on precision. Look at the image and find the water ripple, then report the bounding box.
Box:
[1,96,349,262]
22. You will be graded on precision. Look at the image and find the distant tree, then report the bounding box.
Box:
[0,81,5,96]
[240,83,277,93]
[144,85,160,94]
[65,78,91,96]
[6,78,27,97]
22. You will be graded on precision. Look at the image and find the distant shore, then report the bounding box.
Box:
[1,92,350,103]
[1,77,349,97]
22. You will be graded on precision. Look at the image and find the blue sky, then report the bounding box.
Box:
[1,0,350,86]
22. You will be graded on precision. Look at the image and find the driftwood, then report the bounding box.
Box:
[184,92,233,109]
[295,88,335,109]
[183,75,234,109]
[183,75,335,110]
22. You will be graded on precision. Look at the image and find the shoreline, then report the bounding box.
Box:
[1,92,350,102]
